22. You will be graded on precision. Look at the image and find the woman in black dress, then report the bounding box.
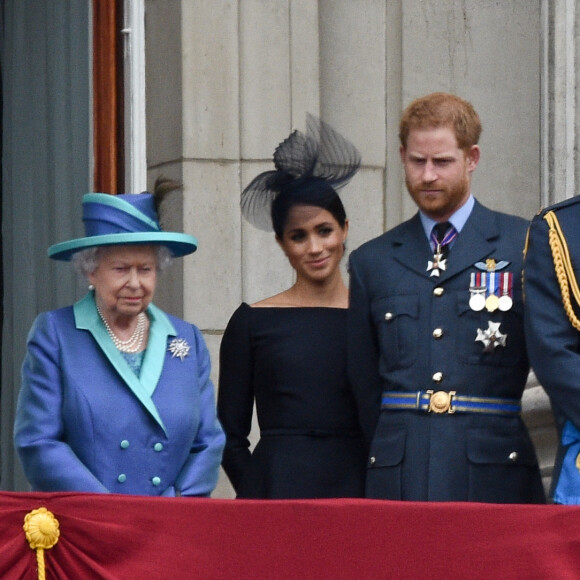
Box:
[218,115,366,498]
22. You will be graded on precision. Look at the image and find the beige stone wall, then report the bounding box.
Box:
[145,0,558,499]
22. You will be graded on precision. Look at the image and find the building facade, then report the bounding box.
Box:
[3,1,577,497]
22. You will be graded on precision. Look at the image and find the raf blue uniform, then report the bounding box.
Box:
[348,199,545,503]
[524,196,580,504]
[14,292,225,496]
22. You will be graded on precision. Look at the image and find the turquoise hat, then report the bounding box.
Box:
[48,193,198,261]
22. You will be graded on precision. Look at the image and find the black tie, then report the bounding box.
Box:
[432,221,453,259]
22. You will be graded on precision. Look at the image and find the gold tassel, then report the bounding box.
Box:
[544,210,580,331]
[23,508,60,580]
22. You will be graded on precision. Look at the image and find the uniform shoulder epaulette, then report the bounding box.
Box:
[536,195,580,218]
[540,200,580,331]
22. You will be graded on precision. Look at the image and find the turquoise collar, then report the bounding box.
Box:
[74,292,177,434]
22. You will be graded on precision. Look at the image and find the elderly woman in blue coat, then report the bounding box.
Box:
[14,180,225,496]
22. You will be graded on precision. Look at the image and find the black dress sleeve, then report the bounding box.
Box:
[347,251,383,447]
[217,304,255,491]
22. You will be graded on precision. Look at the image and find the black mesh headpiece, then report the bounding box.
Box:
[240,114,361,232]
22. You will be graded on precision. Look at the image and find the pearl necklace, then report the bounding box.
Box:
[96,305,146,353]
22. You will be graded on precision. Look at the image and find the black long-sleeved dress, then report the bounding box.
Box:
[218,303,366,498]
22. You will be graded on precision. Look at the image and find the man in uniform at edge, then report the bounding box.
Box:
[524,196,580,504]
[347,92,545,503]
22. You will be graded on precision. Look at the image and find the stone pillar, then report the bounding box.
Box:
[544,0,579,205]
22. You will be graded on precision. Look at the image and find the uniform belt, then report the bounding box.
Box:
[381,390,521,415]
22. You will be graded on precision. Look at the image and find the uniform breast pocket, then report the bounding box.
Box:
[371,294,419,371]
[455,294,525,367]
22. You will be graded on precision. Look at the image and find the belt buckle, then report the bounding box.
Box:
[426,390,456,414]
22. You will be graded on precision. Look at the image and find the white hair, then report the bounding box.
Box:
[71,245,173,282]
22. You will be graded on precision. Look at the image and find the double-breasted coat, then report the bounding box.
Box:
[348,200,545,503]
[14,292,225,496]
[524,196,580,504]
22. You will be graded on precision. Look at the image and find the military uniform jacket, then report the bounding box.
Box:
[348,200,545,503]
[14,292,225,496]
[524,196,580,504]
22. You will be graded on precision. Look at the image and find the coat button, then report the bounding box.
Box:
[154,443,164,452]
[432,328,443,339]
[120,440,130,449]
[433,287,444,297]
[117,474,126,483]
[432,372,443,383]
[384,312,393,321]
[152,476,161,486]
[369,456,376,465]
[509,451,518,462]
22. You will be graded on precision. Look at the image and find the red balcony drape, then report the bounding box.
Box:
[1,491,579,579]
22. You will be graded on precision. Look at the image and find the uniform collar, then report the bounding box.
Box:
[392,199,497,282]
[419,194,475,241]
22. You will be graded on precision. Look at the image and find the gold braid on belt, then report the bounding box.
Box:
[544,210,580,331]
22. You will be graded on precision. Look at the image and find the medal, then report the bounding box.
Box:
[485,272,499,312]
[427,226,458,277]
[469,272,486,311]
[498,272,513,312]
[470,293,486,311]
[475,321,507,353]
[498,295,513,311]
[485,294,500,312]
[427,250,447,277]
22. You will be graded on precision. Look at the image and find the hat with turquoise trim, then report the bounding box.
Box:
[48,192,198,261]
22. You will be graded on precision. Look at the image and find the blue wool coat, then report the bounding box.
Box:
[348,200,545,503]
[524,196,580,504]
[14,293,225,496]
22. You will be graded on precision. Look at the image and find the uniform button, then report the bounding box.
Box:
[432,372,443,383]
[154,443,164,452]
[509,451,518,462]
[369,456,376,465]
[152,476,161,486]
[120,440,130,449]
[384,312,393,321]
[432,328,443,339]
[117,474,126,483]
[433,287,444,297]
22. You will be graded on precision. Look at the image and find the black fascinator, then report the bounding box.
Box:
[241,113,361,231]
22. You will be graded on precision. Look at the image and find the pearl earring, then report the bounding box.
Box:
[88,284,94,291]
